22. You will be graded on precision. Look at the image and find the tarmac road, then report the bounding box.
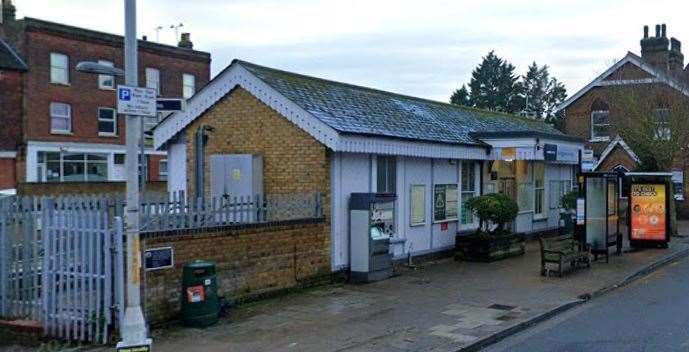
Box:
[484,255,689,352]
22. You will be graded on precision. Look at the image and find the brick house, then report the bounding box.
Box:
[557,24,689,204]
[155,59,583,272]
[0,1,211,191]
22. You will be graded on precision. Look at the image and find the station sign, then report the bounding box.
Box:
[117,85,157,117]
[156,98,186,112]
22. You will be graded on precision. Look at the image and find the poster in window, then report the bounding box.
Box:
[630,184,667,241]
[410,184,426,226]
[434,184,458,222]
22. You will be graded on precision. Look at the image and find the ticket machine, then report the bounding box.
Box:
[349,193,396,283]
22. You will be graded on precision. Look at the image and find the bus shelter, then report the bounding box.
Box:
[576,172,621,262]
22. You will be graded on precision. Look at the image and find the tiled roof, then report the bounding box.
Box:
[0,38,27,71]
[237,60,568,146]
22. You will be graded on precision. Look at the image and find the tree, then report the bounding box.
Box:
[520,62,567,119]
[467,51,521,113]
[450,85,470,106]
[611,84,689,171]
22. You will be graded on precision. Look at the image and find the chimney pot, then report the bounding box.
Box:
[644,25,649,39]
[656,24,661,37]
[1,0,16,23]
[662,24,667,38]
[142,35,148,41]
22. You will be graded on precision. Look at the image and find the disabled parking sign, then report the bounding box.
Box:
[117,85,157,117]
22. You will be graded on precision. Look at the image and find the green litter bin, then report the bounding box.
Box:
[181,260,219,327]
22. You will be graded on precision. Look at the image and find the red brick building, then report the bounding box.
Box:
[557,24,689,205]
[0,1,211,191]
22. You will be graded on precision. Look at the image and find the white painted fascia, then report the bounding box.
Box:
[0,151,17,158]
[593,136,640,171]
[26,140,167,155]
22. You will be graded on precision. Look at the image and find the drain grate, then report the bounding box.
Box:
[488,303,516,311]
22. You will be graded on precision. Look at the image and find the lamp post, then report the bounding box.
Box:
[76,0,151,349]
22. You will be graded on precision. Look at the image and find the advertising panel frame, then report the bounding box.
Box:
[626,173,672,248]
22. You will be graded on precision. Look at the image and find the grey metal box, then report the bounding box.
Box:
[210,154,263,198]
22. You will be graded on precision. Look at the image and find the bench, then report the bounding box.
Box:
[539,234,591,277]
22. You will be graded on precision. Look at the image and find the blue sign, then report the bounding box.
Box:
[156,98,185,112]
[544,144,557,161]
[118,87,131,101]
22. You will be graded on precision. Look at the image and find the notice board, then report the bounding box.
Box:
[630,183,667,241]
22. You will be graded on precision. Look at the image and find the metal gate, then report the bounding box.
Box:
[0,198,124,344]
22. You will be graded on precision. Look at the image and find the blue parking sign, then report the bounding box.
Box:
[118,87,131,101]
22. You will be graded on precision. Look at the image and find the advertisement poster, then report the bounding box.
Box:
[630,184,667,241]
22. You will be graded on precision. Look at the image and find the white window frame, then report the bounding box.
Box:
[97,107,117,136]
[145,67,160,95]
[533,162,546,219]
[183,73,196,99]
[590,110,611,142]
[50,102,72,134]
[653,108,671,141]
[50,52,69,85]
[97,60,115,90]
[460,161,479,226]
[159,159,168,181]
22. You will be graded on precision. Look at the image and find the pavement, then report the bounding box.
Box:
[3,226,689,352]
[485,254,689,352]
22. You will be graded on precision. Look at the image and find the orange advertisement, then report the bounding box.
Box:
[630,184,667,241]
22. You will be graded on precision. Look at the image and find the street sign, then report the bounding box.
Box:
[117,85,157,117]
[156,98,185,112]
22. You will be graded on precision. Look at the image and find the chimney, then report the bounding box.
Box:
[178,32,193,49]
[1,0,16,24]
[641,23,670,71]
[142,35,148,41]
[669,37,684,73]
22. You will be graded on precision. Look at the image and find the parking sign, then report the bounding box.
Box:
[117,85,157,117]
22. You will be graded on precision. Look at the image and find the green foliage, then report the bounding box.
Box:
[560,190,578,211]
[450,84,470,107]
[466,193,519,234]
[467,51,521,113]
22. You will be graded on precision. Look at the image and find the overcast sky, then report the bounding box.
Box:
[15,0,689,101]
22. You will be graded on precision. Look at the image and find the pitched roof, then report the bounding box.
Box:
[556,52,689,112]
[0,38,27,71]
[237,60,567,146]
[156,60,578,154]
[593,135,640,171]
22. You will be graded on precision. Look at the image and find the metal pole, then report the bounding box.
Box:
[117,0,151,349]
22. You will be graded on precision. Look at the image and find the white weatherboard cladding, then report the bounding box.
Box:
[399,157,433,257]
[154,62,489,160]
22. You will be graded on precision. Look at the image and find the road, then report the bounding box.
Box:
[485,255,689,352]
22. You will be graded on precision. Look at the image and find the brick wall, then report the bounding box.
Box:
[142,220,331,324]
[21,30,210,145]
[0,158,16,189]
[0,69,22,150]
[184,87,331,212]
[596,145,637,171]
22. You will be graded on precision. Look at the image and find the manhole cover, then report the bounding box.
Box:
[488,303,516,311]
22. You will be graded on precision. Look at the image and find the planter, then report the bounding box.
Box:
[455,232,525,262]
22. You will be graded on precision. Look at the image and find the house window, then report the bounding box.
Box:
[461,161,477,225]
[146,68,160,95]
[50,102,71,134]
[591,110,611,141]
[653,108,671,140]
[159,159,168,181]
[515,160,533,212]
[39,152,108,182]
[98,60,115,89]
[50,53,69,84]
[183,73,196,99]
[376,156,396,193]
[534,162,546,218]
[98,107,117,136]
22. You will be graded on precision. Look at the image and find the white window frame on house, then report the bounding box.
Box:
[460,161,478,226]
[376,156,396,194]
[653,108,671,141]
[38,151,109,182]
[146,67,160,95]
[590,110,611,142]
[97,60,115,90]
[159,159,168,181]
[50,52,69,85]
[183,73,196,99]
[533,162,546,219]
[97,107,117,136]
[50,102,72,134]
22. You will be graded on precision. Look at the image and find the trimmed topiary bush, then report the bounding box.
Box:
[466,193,519,235]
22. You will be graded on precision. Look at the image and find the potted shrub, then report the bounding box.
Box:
[455,193,524,262]
[559,190,578,235]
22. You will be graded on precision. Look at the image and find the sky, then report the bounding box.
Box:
[13,0,689,102]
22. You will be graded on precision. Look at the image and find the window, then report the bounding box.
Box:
[653,108,670,140]
[410,184,426,226]
[376,156,396,193]
[39,152,108,182]
[591,110,611,141]
[549,180,572,209]
[534,162,545,217]
[183,73,196,99]
[159,159,168,181]
[515,160,533,212]
[434,184,458,222]
[146,68,160,95]
[50,102,71,134]
[98,60,115,89]
[461,161,477,225]
[50,53,69,84]
[98,107,117,135]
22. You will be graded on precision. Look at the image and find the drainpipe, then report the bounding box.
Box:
[194,125,213,202]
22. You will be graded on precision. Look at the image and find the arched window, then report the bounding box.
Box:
[590,99,610,141]
[612,164,629,173]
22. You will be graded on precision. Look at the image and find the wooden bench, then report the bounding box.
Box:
[539,234,591,277]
